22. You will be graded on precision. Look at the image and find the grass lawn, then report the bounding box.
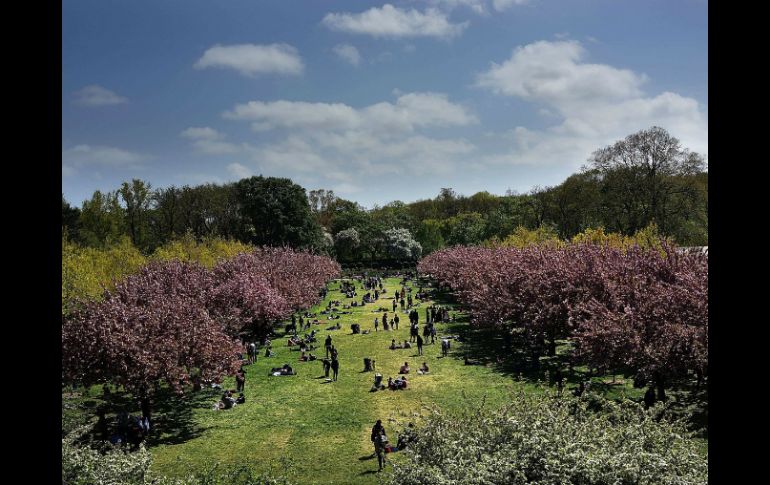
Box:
[64,276,700,484]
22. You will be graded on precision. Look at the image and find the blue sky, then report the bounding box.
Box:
[62,0,708,209]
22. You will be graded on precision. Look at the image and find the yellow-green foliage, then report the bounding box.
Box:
[62,235,147,312]
[150,233,255,268]
[571,227,633,248]
[571,223,674,254]
[62,234,254,313]
[489,226,565,248]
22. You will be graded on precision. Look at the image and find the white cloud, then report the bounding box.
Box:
[223,92,477,134]
[180,127,241,155]
[73,85,128,106]
[476,40,708,168]
[420,0,487,15]
[476,40,645,107]
[62,165,76,177]
[492,0,532,11]
[181,127,225,140]
[227,163,253,179]
[322,4,468,39]
[333,44,361,66]
[194,43,304,77]
[219,92,478,190]
[62,144,145,169]
[224,101,361,132]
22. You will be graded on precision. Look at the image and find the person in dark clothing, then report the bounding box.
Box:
[325,335,333,357]
[371,420,385,447]
[394,314,400,330]
[331,357,339,381]
[236,370,245,392]
[392,299,397,312]
[416,334,424,356]
[322,358,331,378]
[643,387,656,408]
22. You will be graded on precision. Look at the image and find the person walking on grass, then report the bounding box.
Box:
[371,420,387,470]
[374,317,379,332]
[331,357,339,381]
[325,335,333,357]
[417,334,424,356]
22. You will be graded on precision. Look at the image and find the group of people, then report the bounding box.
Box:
[107,412,150,448]
[214,389,246,410]
[370,420,418,471]
[270,364,296,376]
[374,311,401,332]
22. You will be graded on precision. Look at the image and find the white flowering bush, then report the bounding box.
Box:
[62,425,295,485]
[389,392,707,485]
[62,425,153,485]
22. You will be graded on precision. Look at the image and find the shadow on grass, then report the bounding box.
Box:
[429,283,709,437]
[145,386,218,447]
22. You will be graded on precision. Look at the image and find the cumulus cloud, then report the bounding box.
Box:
[194,43,304,77]
[476,40,645,107]
[420,0,488,15]
[227,163,253,180]
[333,44,362,66]
[180,127,241,155]
[492,0,531,11]
[62,144,145,168]
[73,85,128,106]
[476,40,707,168]
[223,92,477,134]
[322,4,468,39]
[219,91,478,190]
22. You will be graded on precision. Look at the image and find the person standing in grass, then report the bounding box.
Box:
[371,420,386,456]
[393,314,399,330]
[392,299,397,312]
[331,357,339,381]
[322,358,331,378]
[374,317,379,332]
[236,369,246,393]
[325,335,333,357]
[417,334,424,356]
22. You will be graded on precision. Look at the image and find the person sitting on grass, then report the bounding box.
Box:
[389,339,402,350]
[371,373,384,392]
[270,364,295,376]
[399,362,410,374]
[403,340,412,349]
[389,376,408,390]
[418,362,429,374]
[236,393,246,404]
[221,390,236,409]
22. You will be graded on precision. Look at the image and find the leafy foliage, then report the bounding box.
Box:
[418,244,708,383]
[383,227,423,260]
[389,393,707,485]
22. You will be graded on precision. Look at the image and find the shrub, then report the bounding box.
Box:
[389,393,707,485]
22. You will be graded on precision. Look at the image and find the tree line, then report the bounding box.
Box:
[62,127,707,263]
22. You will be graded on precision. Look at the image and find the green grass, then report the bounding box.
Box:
[63,277,703,484]
[147,277,532,484]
